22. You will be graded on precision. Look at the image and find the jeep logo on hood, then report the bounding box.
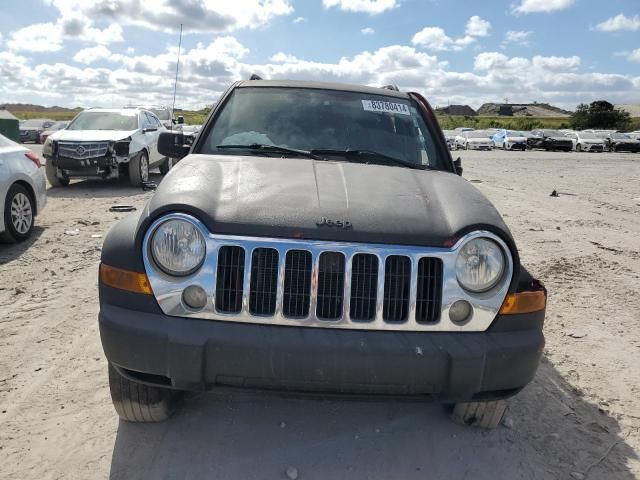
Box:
[317,217,352,229]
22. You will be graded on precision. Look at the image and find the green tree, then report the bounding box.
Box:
[570,100,630,130]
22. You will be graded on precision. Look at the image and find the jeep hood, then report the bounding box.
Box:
[144,154,512,248]
[51,129,137,142]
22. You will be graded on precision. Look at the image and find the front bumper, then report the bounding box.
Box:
[99,286,544,401]
[582,143,604,152]
[51,154,126,178]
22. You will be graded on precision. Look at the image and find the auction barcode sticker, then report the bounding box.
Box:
[362,100,411,115]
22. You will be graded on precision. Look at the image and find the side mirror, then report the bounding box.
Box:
[177,116,184,125]
[454,157,463,176]
[158,131,190,159]
[143,127,157,133]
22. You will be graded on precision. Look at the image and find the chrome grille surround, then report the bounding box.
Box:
[57,141,110,160]
[142,213,514,332]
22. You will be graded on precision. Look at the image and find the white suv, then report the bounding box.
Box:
[43,108,171,187]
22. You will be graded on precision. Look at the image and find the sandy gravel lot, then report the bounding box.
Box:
[1,147,639,480]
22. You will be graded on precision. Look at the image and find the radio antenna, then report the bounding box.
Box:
[171,23,183,115]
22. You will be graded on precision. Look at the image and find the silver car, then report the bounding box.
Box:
[564,131,606,152]
[454,130,494,150]
[43,108,170,187]
[0,133,47,243]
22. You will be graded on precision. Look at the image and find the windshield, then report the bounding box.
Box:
[49,121,68,130]
[151,109,171,120]
[466,131,491,139]
[200,87,447,170]
[580,133,603,139]
[543,130,564,137]
[21,120,47,128]
[507,131,526,137]
[611,133,631,139]
[67,112,138,131]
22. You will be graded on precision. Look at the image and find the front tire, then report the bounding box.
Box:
[0,184,35,243]
[108,363,181,422]
[159,157,173,175]
[128,151,149,187]
[45,160,69,187]
[450,400,507,429]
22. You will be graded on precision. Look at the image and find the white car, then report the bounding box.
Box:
[492,130,528,151]
[455,131,494,150]
[564,131,606,152]
[43,108,170,187]
[0,133,47,243]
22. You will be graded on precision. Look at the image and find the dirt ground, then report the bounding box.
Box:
[1,147,639,480]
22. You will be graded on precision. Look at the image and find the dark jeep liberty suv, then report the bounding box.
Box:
[99,79,546,428]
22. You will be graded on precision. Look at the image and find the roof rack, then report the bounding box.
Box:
[249,74,263,80]
[382,84,400,91]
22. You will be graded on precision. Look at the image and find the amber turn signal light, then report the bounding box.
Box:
[499,290,546,315]
[99,264,153,295]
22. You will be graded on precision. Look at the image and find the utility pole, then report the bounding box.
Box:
[172,24,183,115]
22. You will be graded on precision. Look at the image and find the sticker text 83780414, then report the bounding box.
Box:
[362,100,411,116]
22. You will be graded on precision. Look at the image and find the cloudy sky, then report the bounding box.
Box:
[1,0,639,110]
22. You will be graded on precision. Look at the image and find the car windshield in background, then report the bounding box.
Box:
[201,87,447,170]
[21,120,47,128]
[466,132,490,138]
[543,130,564,136]
[151,109,171,120]
[67,112,138,131]
[50,121,68,130]
[507,131,526,137]
[611,133,631,139]
[581,133,603,139]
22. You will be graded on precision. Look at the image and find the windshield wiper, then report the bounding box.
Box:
[216,144,320,159]
[310,149,427,170]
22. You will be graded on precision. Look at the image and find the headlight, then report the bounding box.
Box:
[151,219,206,276]
[43,137,53,156]
[455,238,505,293]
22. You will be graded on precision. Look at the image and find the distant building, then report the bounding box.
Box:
[436,105,477,116]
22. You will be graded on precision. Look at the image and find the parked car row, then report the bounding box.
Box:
[442,128,640,153]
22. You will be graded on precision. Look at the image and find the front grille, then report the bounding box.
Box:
[416,258,443,324]
[383,256,411,322]
[249,248,278,316]
[349,254,378,321]
[282,250,312,318]
[58,141,110,160]
[316,252,345,320]
[185,243,444,326]
[215,246,245,313]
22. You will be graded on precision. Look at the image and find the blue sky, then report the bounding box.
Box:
[1,0,639,110]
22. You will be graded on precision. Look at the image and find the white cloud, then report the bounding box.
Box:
[7,16,122,53]
[73,45,112,64]
[45,0,294,34]
[361,27,375,35]
[270,52,300,63]
[628,49,640,63]
[502,30,532,47]
[412,16,491,52]
[596,14,640,32]
[322,0,397,15]
[412,27,475,51]
[511,0,575,14]
[7,23,63,52]
[1,38,639,111]
[292,17,308,24]
[465,16,491,37]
